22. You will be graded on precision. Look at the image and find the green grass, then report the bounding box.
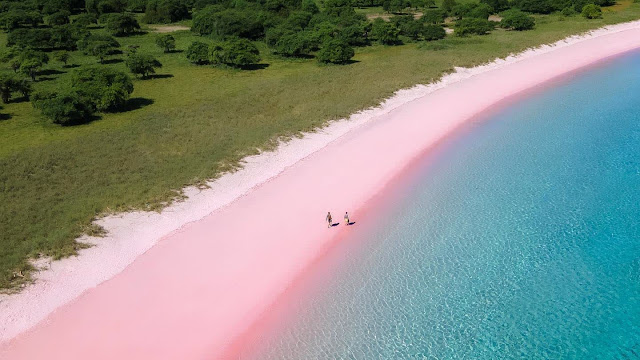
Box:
[1,6,640,290]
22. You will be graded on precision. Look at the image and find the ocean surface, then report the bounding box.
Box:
[244,51,640,359]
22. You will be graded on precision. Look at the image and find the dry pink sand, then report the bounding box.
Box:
[2,25,640,360]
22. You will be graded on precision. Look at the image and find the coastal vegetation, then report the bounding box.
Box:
[0,0,639,290]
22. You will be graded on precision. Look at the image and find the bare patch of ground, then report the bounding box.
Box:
[367,12,423,20]
[606,0,632,12]
[149,25,190,33]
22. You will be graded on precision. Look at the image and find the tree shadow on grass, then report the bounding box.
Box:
[63,64,81,69]
[238,63,270,71]
[149,73,173,79]
[127,31,149,37]
[36,77,56,82]
[0,113,11,121]
[10,96,30,104]
[38,69,66,76]
[61,114,102,126]
[280,54,315,60]
[123,97,154,111]
[102,58,124,64]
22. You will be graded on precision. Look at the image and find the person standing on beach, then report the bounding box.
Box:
[344,212,350,226]
[326,212,333,228]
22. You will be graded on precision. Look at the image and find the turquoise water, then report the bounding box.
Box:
[246,51,640,359]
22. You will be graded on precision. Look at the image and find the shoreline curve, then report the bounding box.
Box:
[2,21,640,359]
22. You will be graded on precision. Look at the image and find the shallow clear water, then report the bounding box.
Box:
[247,51,640,359]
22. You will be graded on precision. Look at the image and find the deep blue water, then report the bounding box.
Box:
[246,51,640,359]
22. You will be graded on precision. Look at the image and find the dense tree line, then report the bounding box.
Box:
[0,0,617,125]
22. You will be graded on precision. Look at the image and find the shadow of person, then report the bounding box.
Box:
[331,223,340,227]
[348,222,356,226]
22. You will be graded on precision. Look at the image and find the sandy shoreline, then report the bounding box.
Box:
[2,21,640,359]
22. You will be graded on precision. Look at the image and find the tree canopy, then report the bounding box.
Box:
[144,0,190,23]
[316,37,354,64]
[105,13,141,36]
[126,53,163,78]
[582,3,602,18]
[71,67,134,111]
[455,17,494,36]
[186,41,210,64]
[209,38,261,67]
[155,34,176,53]
[500,9,535,30]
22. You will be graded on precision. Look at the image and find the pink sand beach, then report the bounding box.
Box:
[2,24,640,360]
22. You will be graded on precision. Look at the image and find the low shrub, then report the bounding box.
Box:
[317,38,354,64]
[455,18,494,36]
[581,4,602,18]
[209,38,261,67]
[422,24,446,40]
[500,9,535,30]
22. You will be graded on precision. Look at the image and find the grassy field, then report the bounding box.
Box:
[2,5,640,290]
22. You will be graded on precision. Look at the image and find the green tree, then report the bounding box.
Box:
[301,0,319,13]
[73,13,98,27]
[71,67,134,111]
[422,23,446,40]
[274,31,313,57]
[452,3,492,18]
[7,28,55,49]
[86,0,127,14]
[480,0,510,12]
[0,10,42,30]
[421,9,446,24]
[500,9,535,30]
[399,19,424,40]
[10,59,21,73]
[371,18,401,45]
[0,75,18,103]
[324,0,356,17]
[441,0,457,14]
[209,38,261,68]
[512,0,553,13]
[155,34,176,53]
[20,58,43,81]
[93,42,116,63]
[382,0,408,13]
[54,51,70,66]
[46,11,71,26]
[455,17,494,36]
[128,0,148,12]
[469,3,493,18]
[78,34,120,63]
[34,91,95,125]
[0,74,31,102]
[14,77,32,99]
[192,7,264,39]
[581,3,602,18]
[185,41,210,64]
[143,0,190,23]
[106,13,140,36]
[126,53,163,78]
[14,50,49,81]
[560,6,576,15]
[316,37,354,64]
